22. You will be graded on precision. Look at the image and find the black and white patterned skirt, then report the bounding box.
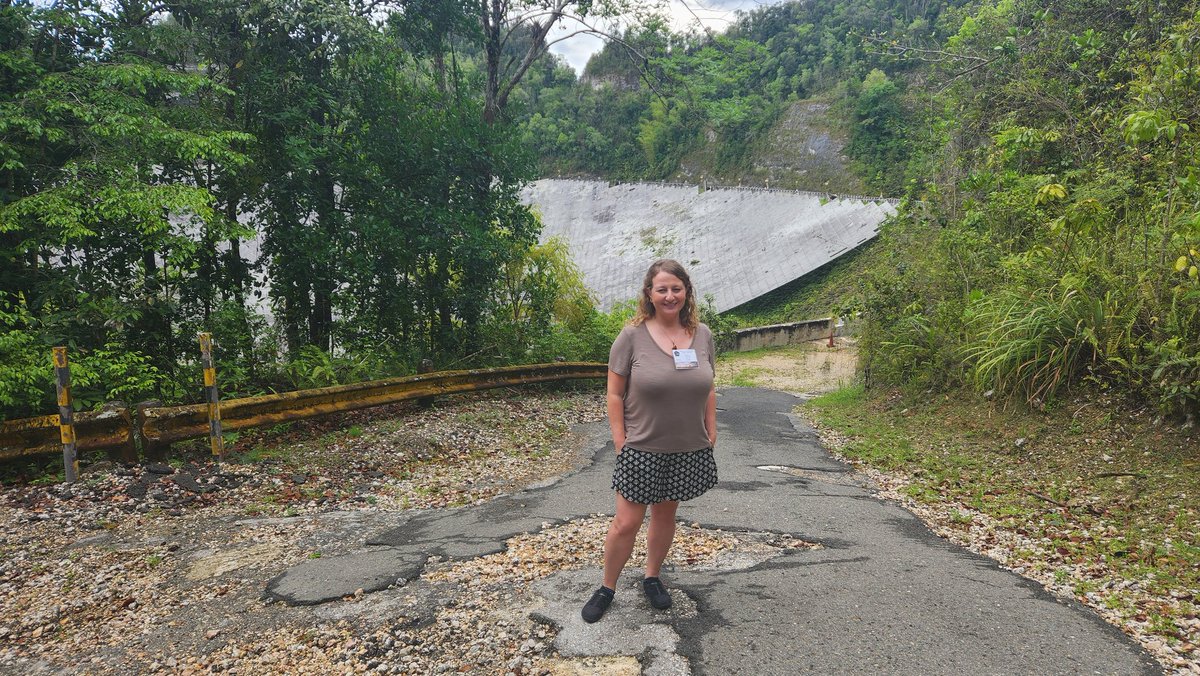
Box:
[612,446,718,505]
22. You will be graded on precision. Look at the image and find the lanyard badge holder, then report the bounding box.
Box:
[672,349,699,370]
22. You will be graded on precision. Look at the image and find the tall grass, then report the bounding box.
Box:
[962,285,1135,405]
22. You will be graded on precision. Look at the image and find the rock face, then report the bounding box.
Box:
[675,97,868,194]
[522,178,895,312]
[750,99,866,193]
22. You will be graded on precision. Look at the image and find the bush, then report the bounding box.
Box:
[202,300,278,399]
[698,294,738,353]
[1140,337,1200,418]
[1,300,167,418]
[69,343,168,411]
[282,345,377,390]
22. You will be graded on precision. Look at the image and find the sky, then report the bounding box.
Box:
[547,0,781,74]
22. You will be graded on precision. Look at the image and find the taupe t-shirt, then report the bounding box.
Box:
[609,322,716,453]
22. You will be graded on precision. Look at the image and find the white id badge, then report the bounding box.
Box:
[672,348,699,370]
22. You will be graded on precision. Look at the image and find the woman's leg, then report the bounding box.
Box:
[644,500,679,578]
[602,493,647,589]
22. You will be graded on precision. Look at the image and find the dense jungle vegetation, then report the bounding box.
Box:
[2,0,1198,425]
[0,0,631,419]
[847,0,1200,422]
[514,0,971,193]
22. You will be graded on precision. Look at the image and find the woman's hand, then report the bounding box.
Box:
[705,387,717,449]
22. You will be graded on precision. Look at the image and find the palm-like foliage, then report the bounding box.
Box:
[963,286,1136,405]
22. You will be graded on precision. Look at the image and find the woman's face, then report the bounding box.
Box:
[647,271,687,320]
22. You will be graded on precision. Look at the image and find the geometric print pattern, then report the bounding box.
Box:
[612,446,718,505]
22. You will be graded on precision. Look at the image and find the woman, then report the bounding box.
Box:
[582,259,718,623]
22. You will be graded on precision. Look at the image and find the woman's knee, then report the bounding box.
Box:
[610,494,647,537]
[609,513,643,539]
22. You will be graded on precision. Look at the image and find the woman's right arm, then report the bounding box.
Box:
[606,369,628,453]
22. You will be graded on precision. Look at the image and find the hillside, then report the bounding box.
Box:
[672,96,868,193]
[513,0,965,191]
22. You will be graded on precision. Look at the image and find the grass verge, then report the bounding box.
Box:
[803,384,1199,670]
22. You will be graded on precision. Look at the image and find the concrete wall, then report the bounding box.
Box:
[732,318,840,352]
[523,179,896,313]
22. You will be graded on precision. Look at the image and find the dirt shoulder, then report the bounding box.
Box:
[714,337,857,394]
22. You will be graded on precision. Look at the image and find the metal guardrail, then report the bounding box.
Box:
[2,318,847,466]
[0,362,607,463]
[0,404,136,462]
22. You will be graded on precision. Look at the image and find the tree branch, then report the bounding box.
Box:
[676,0,718,42]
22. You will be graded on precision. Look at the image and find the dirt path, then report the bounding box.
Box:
[715,337,857,395]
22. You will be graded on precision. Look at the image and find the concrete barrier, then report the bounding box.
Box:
[732,318,841,352]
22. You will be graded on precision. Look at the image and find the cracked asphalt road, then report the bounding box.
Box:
[272,387,1161,674]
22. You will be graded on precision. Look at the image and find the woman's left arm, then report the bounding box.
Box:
[704,325,717,447]
[705,387,717,447]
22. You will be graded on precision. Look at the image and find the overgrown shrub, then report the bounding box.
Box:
[842,2,1200,422]
[699,294,739,353]
[963,285,1110,405]
[1,299,169,418]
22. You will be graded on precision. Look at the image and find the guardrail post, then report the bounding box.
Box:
[136,400,167,461]
[828,317,837,348]
[199,333,226,461]
[101,401,138,464]
[417,359,435,408]
[52,347,79,483]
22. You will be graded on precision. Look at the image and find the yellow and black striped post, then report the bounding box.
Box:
[198,333,225,461]
[52,347,79,483]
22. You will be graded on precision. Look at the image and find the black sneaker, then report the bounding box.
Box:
[642,576,672,610]
[581,586,614,623]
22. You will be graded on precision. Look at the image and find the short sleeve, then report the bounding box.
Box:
[609,326,634,376]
